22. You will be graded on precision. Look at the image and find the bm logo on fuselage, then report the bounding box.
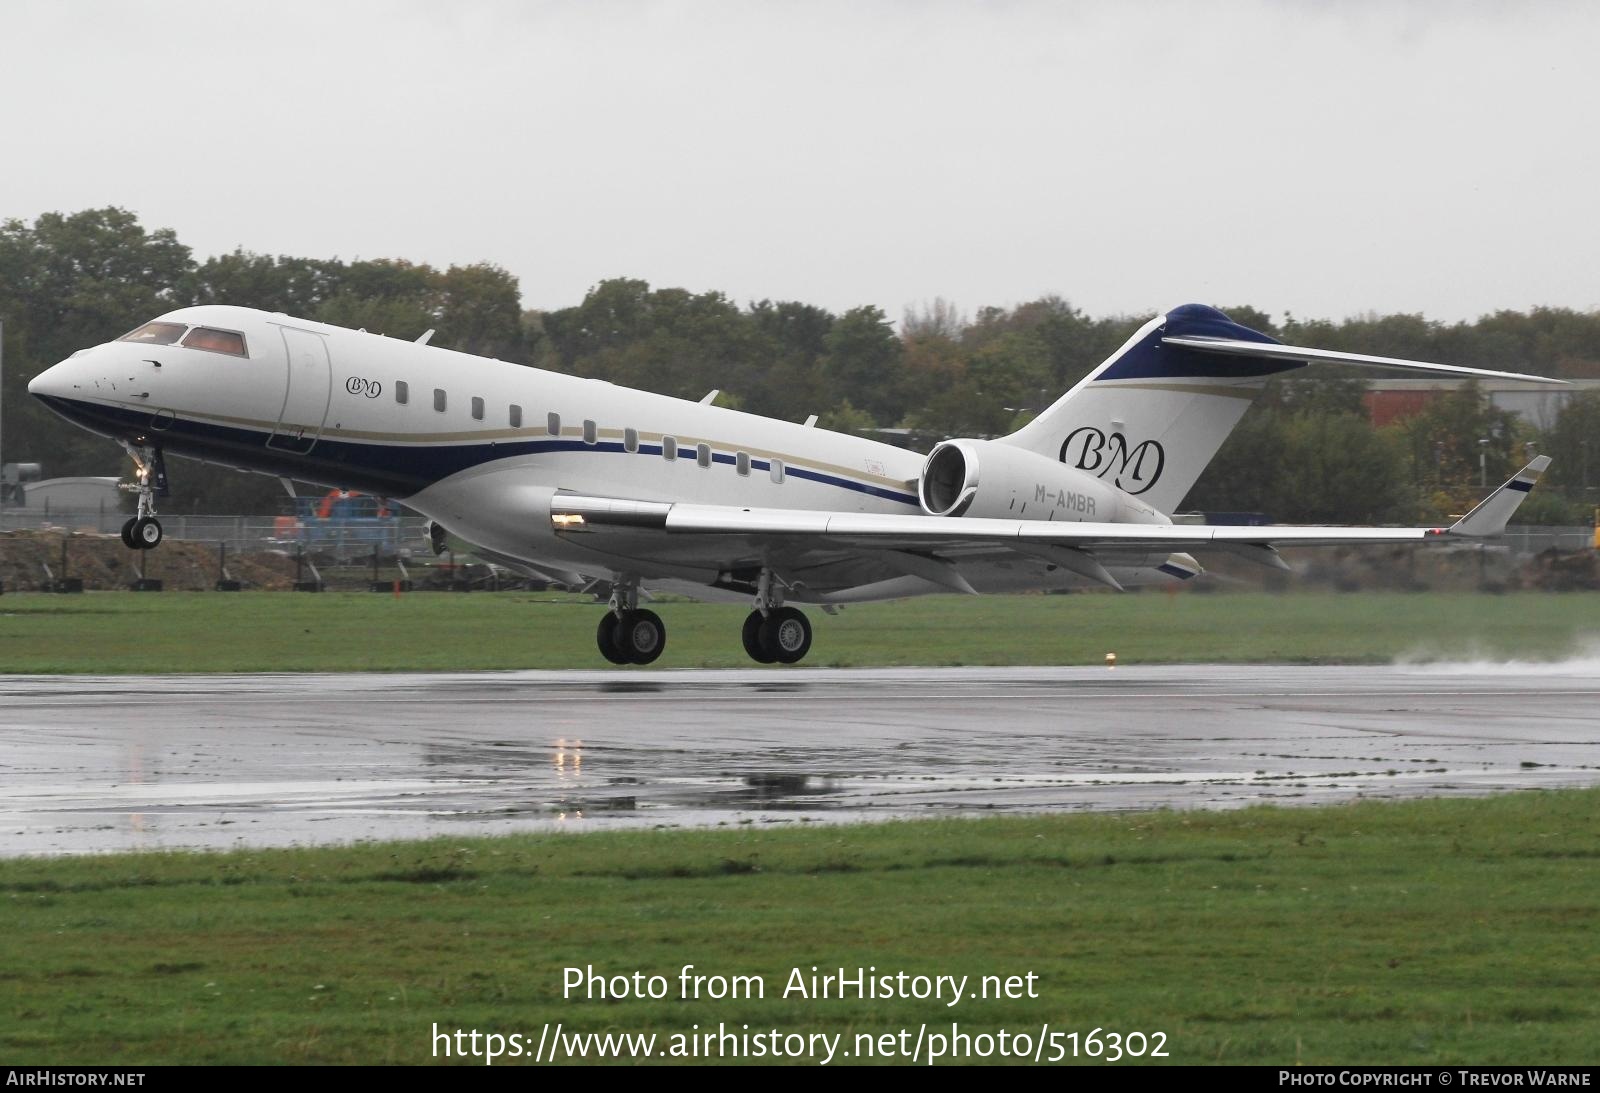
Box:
[1059,427,1165,495]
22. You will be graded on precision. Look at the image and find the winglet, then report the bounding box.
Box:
[1448,456,1552,538]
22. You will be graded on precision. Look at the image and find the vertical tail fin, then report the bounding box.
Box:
[1000,304,1302,514]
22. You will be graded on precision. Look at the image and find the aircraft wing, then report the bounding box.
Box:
[553,458,1551,569]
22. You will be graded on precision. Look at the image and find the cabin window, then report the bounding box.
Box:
[547,412,561,436]
[583,419,597,445]
[471,396,485,421]
[624,427,639,453]
[736,451,750,476]
[696,443,711,468]
[181,326,248,357]
[662,436,677,460]
[395,381,409,405]
[433,388,447,412]
[118,321,187,346]
[770,458,785,484]
[509,404,522,428]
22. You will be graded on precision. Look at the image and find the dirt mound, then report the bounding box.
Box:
[0,530,298,591]
[1523,548,1600,591]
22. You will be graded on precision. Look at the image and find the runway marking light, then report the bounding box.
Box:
[1106,652,1117,669]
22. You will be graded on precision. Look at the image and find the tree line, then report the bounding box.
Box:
[2,207,1596,522]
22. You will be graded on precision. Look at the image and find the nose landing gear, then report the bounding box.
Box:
[118,441,167,551]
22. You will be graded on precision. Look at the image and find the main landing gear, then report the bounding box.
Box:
[741,567,812,665]
[741,605,812,664]
[118,441,166,551]
[591,568,816,666]
[595,578,667,665]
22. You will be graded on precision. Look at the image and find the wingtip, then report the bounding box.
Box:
[1448,455,1552,537]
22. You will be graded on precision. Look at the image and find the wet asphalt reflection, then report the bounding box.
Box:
[2,663,1597,855]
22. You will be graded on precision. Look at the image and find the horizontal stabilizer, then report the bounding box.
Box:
[1161,336,1568,386]
[1449,457,1552,538]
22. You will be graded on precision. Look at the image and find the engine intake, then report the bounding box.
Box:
[918,438,1121,522]
[919,442,978,516]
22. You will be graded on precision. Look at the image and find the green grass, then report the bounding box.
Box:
[1,790,1597,1065]
[0,589,1595,672]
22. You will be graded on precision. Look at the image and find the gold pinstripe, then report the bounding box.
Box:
[97,398,919,492]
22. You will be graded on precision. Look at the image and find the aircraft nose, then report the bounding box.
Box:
[28,360,76,400]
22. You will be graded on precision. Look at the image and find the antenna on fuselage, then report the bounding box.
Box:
[699,389,720,405]
[415,329,435,345]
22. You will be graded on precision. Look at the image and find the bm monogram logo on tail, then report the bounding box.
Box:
[1059,427,1166,496]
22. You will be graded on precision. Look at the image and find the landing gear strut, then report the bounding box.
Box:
[595,577,666,665]
[741,567,813,665]
[118,442,166,551]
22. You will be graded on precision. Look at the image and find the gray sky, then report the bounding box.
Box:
[5,0,1597,324]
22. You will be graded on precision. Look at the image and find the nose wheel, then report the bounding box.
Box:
[118,441,168,552]
[120,516,163,550]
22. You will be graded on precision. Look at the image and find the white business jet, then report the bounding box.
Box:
[29,302,1559,665]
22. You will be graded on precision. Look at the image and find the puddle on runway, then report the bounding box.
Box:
[3,664,1598,855]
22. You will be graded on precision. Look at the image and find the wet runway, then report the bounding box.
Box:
[3,663,1598,856]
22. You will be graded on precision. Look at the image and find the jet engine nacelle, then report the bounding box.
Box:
[918,438,1122,522]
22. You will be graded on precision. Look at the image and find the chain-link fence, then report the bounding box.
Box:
[0,508,432,559]
[1499,526,1596,555]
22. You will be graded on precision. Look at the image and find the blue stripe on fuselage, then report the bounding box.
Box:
[35,395,923,507]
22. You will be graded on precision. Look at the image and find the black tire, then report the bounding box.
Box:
[132,516,163,550]
[120,517,138,550]
[759,606,812,664]
[614,608,666,665]
[596,613,630,665]
[742,610,776,663]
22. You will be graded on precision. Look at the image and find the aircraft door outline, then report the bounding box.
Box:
[267,326,333,454]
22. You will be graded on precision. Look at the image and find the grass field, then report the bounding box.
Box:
[1,589,1597,672]
[1,790,1597,1065]
[4,589,1595,1066]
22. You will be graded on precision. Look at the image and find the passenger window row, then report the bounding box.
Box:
[653,435,782,481]
[393,381,522,427]
[387,381,785,482]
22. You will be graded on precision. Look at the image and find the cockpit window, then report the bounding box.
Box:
[181,327,248,357]
[119,321,188,346]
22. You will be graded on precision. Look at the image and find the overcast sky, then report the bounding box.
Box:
[5,0,1597,325]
